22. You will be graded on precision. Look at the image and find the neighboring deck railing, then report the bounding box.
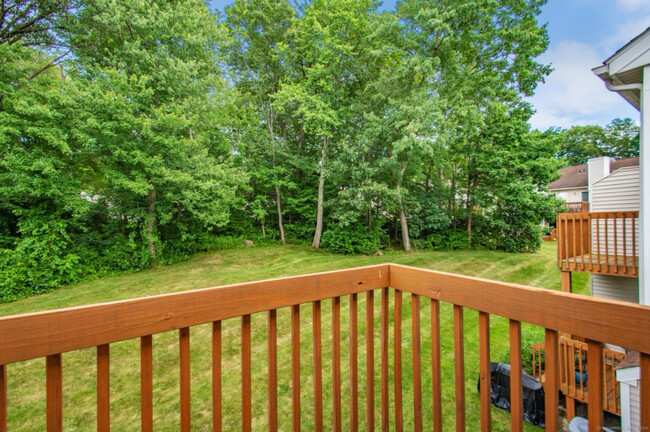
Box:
[564,201,590,213]
[532,336,627,416]
[0,264,649,432]
[557,211,639,277]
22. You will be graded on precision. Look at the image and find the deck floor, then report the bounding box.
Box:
[561,254,638,276]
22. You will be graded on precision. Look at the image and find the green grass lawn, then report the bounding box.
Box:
[1,242,588,431]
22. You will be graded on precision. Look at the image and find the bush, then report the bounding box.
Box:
[412,230,469,251]
[499,331,544,375]
[321,224,388,255]
[0,219,82,302]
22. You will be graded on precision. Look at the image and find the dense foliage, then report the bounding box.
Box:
[555,118,640,165]
[0,0,583,302]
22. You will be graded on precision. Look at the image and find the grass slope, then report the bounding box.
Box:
[1,243,588,431]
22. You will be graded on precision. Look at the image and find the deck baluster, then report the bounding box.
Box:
[213,321,222,432]
[509,320,523,432]
[479,312,491,432]
[365,291,375,431]
[97,344,110,432]
[312,302,323,432]
[333,297,342,432]
[453,305,465,432]
[291,305,300,432]
[394,290,403,431]
[544,329,559,432]
[411,294,422,432]
[46,354,62,432]
[350,293,359,432]
[140,336,153,432]
[180,327,191,432]
[431,300,442,432]
[242,315,252,432]
[0,364,6,432]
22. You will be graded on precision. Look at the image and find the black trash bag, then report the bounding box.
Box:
[476,362,546,428]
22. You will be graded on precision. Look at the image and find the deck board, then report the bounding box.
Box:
[562,254,638,276]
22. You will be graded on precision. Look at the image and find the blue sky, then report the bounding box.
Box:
[210,0,649,130]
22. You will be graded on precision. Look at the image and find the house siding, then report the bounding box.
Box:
[591,275,639,303]
[590,167,640,211]
[630,383,641,432]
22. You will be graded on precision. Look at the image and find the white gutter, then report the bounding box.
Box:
[605,79,643,92]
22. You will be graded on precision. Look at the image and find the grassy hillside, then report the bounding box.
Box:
[1,243,588,431]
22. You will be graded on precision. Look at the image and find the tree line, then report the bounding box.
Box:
[0,0,635,302]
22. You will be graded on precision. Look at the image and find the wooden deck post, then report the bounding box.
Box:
[561,271,572,293]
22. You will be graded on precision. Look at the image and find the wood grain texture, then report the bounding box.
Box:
[291,305,300,432]
[350,294,358,432]
[0,265,389,365]
[267,312,277,432]
[179,327,191,432]
[212,321,222,432]
[332,297,341,432]
[312,302,322,432]
[393,290,403,432]
[380,287,389,432]
[46,354,62,432]
[97,344,110,432]
[140,336,152,432]
[242,315,252,432]
[478,312,491,432]
[411,294,422,432]
[365,291,375,432]
[430,299,442,432]
[509,320,523,432]
[0,364,5,432]
[453,305,465,432]
[390,265,650,353]
[544,329,559,432]
[587,340,603,431]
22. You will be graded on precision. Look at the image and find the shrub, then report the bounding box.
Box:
[499,331,544,376]
[321,224,387,255]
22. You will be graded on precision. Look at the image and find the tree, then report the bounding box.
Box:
[71,0,245,261]
[556,118,639,165]
[224,0,296,244]
[273,0,377,249]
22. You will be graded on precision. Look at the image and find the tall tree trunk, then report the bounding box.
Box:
[466,201,473,247]
[275,186,285,244]
[397,159,411,251]
[268,105,285,244]
[311,135,329,249]
[146,187,156,259]
[261,220,266,236]
[399,201,411,252]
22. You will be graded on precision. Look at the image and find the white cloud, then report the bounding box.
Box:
[614,0,650,12]
[528,40,638,130]
[602,15,650,52]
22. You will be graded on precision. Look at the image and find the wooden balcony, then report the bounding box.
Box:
[564,201,590,212]
[0,264,649,431]
[532,337,627,417]
[557,211,639,277]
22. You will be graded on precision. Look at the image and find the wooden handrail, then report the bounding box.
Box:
[564,201,589,212]
[1,263,649,431]
[556,211,639,277]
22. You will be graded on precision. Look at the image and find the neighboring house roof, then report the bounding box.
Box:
[592,26,650,110]
[548,157,639,191]
[548,165,588,191]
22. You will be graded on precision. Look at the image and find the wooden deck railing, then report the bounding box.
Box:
[0,264,649,431]
[564,201,590,212]
[531,336,627,416]
[557,211,639,277]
